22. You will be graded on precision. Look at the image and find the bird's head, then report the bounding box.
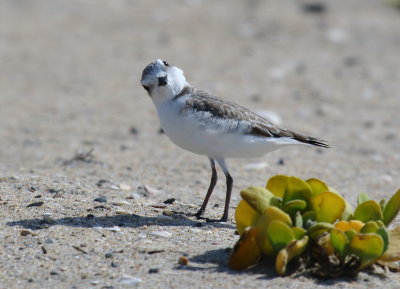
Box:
[141,59,188,102]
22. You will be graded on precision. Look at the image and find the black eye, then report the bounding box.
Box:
[142,85,150,93]
[158,76,168,86]
[162,61,170,67]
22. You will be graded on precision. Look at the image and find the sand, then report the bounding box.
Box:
[1,0,400,288]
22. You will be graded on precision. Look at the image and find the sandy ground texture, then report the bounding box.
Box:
[1,0,400,288]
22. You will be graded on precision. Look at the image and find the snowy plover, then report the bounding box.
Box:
[141,59,329,222]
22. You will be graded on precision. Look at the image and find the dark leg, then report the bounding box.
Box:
[220,171,233,222]
[194,158,217,218]
[216,158,232,222]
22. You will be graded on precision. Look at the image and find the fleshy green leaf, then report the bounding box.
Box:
[292,226,306,240]
[255,207,293,256]
[275,236,309,276]
[330,228,349,257]
[349,233,384,269]
[380,226,400,262]
[229,227,261,270]
[360,221,379,234]
[376,227,389,254]
[267,220,295,252]
[307,222,335,240]
[284,177,312,204]
[354,200,383,222]
[282,199,307,216]
[240,186,275,214]
[310,191,345,223]
[383,189,400,226]
[266,175,288,198]
[235,200,260,235]
[306,178,329,195]
[357,192,370,206]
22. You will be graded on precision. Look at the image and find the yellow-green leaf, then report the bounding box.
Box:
[292,226,307,240]
[354,200,383,222]
[310,191,345,223]
[330,228,349,257]
[380,226,400,262]
[306,178,329,195]
[284,177,312,204]
[383,189,400,226]
[308,222,334,240]
[255,207,292,256]
[349,233,384,269]
[256,206,292,228]
[266,175,288,198]
[275,236,309,275]
[267,220,295,252]
[360,221,379,234]
[240,186,274,214]
[229,227,261,270]
[282,199,307,215]
[235,200,260,235]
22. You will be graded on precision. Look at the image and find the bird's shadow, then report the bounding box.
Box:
[6,213,234,231]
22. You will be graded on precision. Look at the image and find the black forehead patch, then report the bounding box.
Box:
[141,61,158,80]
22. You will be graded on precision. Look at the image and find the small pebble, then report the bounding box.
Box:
[147,249,165,254]
[111,262,119,268]
[109,184,131,191]
[94,196,107,203]
[112,200,131,206]
[155,215,173,221]
[150,203,168,209]
[178,256,189,266]
[27,201,44,208]
[163,210,174,216]
[21,229,36,236]
[148,268,159,274]
[105,252,113,258]
[117,275,142,286]
[34,195,42,198]
[137,185,162,195]
[105,226,122,232]
[96,179,109,187]
[129,126,139,135]
[150,231,172,238]
[115,209,130,215]
[42,213,55,223]
[163,198,176,204]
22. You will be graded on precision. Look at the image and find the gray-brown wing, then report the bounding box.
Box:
[183,88,329,148]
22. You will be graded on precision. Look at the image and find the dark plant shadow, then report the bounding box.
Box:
[185,248,387,285]
[183,248,277,280]
[6,213,235,230]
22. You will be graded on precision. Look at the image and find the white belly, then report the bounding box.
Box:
[155,101,299,159]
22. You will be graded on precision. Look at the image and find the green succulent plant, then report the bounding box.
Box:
[229,175,400,277]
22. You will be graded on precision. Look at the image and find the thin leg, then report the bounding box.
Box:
[194,158,217,218]
[216,158,232,222]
